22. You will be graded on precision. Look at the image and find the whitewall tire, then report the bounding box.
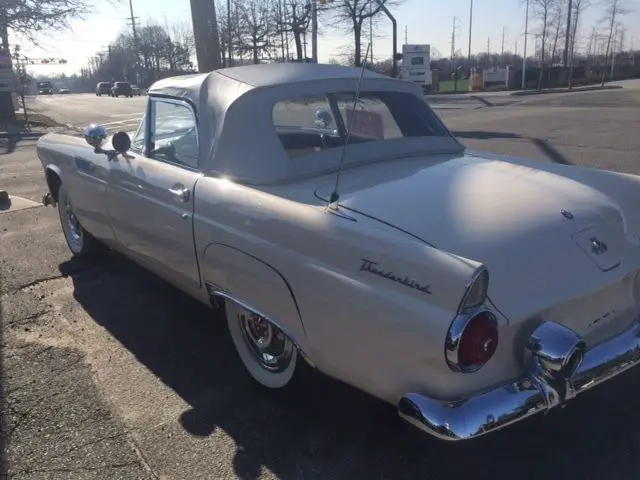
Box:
[57,184,102,260]
[225,300,299,389]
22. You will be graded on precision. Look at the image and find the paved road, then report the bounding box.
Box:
[28,93,147,133]
[3,84,640,479]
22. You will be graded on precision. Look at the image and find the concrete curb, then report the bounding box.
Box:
[0,131,44,139]
[509,85,623,97]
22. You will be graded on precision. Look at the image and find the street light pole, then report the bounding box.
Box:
[521,0,529,90]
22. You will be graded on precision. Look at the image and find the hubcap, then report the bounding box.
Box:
[237,308,294,373]
[64,195,83,248]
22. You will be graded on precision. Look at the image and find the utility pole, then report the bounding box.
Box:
[404,25,408,44]
[521,0,529,89]
[127,0,141,84]
[278,0,285,61]
[451,17,457,62]
[227,0,233,66]
[467,0,473,69]
[563,0,572,67]
[0,3,9,49]
[501,26,506,60]
[189,0,222,72]
[451,17,460,91]
[107,45,114,81]
[284,2,290,61]
[311,0,318,63]
[369,0,374,63]
[128,0,139,41]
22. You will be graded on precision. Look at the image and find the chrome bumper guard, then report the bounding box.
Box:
[398,318,640,441]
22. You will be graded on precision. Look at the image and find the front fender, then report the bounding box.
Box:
[201,242,308,355]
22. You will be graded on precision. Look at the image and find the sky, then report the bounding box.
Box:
[15,0,640,77]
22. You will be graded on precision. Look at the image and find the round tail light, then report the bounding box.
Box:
[446,310,499,373]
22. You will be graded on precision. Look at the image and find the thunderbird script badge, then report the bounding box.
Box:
[360,258,432,295]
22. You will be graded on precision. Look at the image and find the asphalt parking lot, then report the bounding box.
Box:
[2,83,640,479]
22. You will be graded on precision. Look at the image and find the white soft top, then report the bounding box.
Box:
[148,63,461,185]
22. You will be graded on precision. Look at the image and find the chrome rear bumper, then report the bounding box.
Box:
[398,317,640,441]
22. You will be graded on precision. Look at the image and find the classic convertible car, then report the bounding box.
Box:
[37,63,640,441]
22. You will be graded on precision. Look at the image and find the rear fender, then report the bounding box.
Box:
[201,242,311,363]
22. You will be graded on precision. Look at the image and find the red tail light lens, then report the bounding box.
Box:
[458,311,498,367]
[446,310,499,373]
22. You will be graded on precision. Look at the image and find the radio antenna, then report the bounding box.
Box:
[327,42,372,211]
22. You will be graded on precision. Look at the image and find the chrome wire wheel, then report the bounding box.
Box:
[238,308,294,374]
[58,186,84,254]
[226,301,299,389]
[64,195,83,247]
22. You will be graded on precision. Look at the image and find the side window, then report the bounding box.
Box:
[131,113,146,153]
[149,99,199,170]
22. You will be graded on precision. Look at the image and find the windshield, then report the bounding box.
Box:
[37,82,52,88]
[272,90,452,159]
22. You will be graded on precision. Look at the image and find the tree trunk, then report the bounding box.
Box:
[568,7,581,90]
[600,13,616,86]
[353,22,362,66]
[252,36,259,64]
[293,30,303,61]
[537,12,548,90]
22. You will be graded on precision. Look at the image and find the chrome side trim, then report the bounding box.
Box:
[400,316,640,441]
[206,282,315,368]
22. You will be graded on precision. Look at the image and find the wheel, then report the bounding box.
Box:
[57,184,102,260]
[225,300,300,389]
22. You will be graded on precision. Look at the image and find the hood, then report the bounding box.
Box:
[316,154,640,320]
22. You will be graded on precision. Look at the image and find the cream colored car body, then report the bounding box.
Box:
[37,63,640,440]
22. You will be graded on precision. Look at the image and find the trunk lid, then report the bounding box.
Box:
[315,154,640,330]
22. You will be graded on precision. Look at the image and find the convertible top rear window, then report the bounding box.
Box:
[272,91,449,159]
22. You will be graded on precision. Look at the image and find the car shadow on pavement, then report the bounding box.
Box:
[59,252,640,480]
[453,130,573,165]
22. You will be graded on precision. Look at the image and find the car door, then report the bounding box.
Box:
[65,144,117,244]
[108,96,202,293]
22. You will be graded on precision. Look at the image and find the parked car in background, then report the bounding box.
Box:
[110,81,133,98]
[37,81,54,95]
[96,82,111,96]
[131,85,142,96]
[35,63,640,442]
[58,87,71,94]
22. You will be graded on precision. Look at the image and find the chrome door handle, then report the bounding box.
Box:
[169,184,190,203]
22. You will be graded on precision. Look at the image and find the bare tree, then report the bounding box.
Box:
[548,0,565,65]
[567,0,590,88]
[328,0,404,67]
[276,0,312,61]
[1,0,120,48]
[531,0,556,89]
[599,0,628,85]
[238,0,274,63]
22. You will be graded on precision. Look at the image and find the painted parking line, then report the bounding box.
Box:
[101,117,143,126]
[109,113,145,117]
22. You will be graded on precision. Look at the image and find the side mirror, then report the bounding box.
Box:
[314,109,333,129]
[112,131,131,153]
[84,124,108,149]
